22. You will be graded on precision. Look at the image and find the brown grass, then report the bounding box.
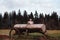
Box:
[0,29,10,36]
[0,29,60,36]
[0,29,60,40]
[47,30,60,34]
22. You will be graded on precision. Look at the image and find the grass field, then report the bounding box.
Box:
[0,29,60,36]
[0,29,60,40]
[0,29,10,36]
[47,30,60,37]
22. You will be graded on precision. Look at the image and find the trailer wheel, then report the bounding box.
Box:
[9,29,16,40]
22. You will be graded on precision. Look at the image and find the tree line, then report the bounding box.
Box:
[0,9,60,30]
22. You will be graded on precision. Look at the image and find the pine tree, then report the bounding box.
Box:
[23,10,28,23]
[28,12,34,20]
[34,11,38,24]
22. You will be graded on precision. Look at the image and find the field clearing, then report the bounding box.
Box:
[0,29,10,36]
[47,30,60,34]
[0,29,60,40]
[0,29,60,37]
[47,30,60,37]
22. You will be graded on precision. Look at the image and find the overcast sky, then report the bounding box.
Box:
[0,0,60,16]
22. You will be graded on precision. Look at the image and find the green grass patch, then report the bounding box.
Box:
[29,33,43,35]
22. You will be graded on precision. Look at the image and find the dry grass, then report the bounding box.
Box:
[46,30,60,37]
[47,30,60,34]
[0,29,10,36]
[0,29,60,40]
[0,29,60,37]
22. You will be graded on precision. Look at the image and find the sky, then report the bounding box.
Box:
[0,0,60,16]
